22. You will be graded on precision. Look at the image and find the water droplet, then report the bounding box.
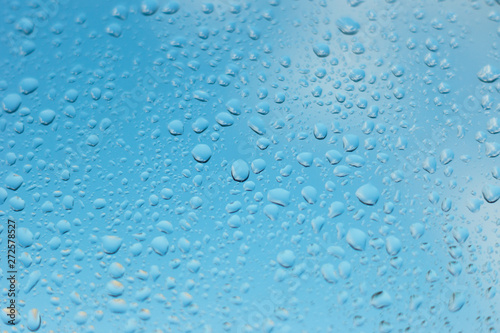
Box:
[313,43,330,57]
[268,188,291,207]
[168,120,184,135]
[27,309,41,331]
[297,152,314,167]
[162,1,180,14]
[192,144,212,163]
[346,228,367,251]
[5,173,23,191]
[355,183,380,206]
[102,236,123,254]
[385,236,402,256]
[141,0,159,15]
[336,17,360,35]
[482,184,500,203]
[16,17,35,35]
[301,186,318,204]
[448,292,465,312]
[371,291,392,309]
[2,94,22,113]
[277,250,295,268]
[343,134,359,152]
[106,23,123,38]
[231,159,250,182]
[478,65,500,83]
[19,78,38,94]
[251,159,266,174]
[151,236,169,255]
[39,109,56,125]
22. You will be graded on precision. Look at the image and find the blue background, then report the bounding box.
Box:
[0,0,499,332]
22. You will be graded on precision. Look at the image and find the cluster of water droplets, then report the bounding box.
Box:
[0,0,499,332]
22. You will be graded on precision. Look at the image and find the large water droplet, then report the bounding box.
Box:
[355,183,380,206]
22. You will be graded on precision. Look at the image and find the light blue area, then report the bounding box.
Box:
[0,0,499,332]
